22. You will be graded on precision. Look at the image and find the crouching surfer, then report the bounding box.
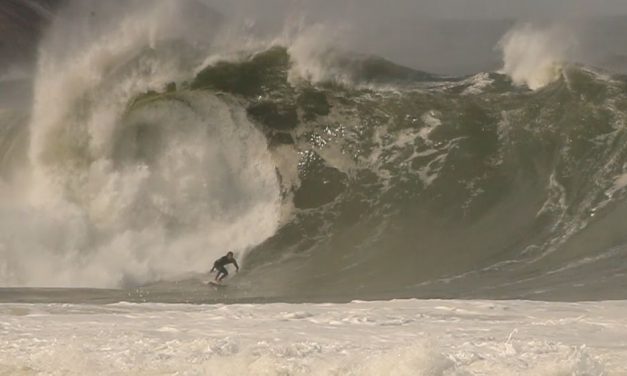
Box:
[210,251,239,283]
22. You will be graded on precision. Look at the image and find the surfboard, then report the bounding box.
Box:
[207,281,226,288]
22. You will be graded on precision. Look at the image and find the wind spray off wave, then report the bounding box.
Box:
[0,0,282,287]
[498,23,576,90]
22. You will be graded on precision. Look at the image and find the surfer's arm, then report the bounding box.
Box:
[234,260,239,271]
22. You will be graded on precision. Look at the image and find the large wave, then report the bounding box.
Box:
[2,0,627,302]
[187,45,627,301]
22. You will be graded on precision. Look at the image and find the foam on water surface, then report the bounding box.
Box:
[0,299,625,375]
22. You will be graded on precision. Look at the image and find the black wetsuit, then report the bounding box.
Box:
[212,255,239,281]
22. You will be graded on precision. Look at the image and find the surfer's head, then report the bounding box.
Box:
[227,251,234,259]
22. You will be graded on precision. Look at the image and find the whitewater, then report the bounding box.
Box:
[2,300,626,375]
[2,0,627,374]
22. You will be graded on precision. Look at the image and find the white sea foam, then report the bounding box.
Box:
[609,173,627,196]
[287,23,351,85]
[498,23,576,90]
[0,1,282,288]
[0,299,625,375]
[461,72,494,95]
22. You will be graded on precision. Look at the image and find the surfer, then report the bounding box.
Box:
[210,251,239,282]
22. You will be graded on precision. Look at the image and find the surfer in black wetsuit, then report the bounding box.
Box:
[211,251,239,282]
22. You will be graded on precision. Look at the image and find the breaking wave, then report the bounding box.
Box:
[1,0,627,302]
[0,0,281,287]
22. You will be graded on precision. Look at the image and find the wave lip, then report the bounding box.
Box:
[498,23,577,90]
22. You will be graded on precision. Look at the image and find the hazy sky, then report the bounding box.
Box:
[199,0,627,74]
[4,0,627,76]
[351,0,627,19]
[204,0,627,20]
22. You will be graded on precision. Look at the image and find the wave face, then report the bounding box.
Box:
[2,1,627,302]
[216,48,627,301]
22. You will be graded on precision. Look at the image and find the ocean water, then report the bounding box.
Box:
[2,1,627,374]
[2,300,627,375]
